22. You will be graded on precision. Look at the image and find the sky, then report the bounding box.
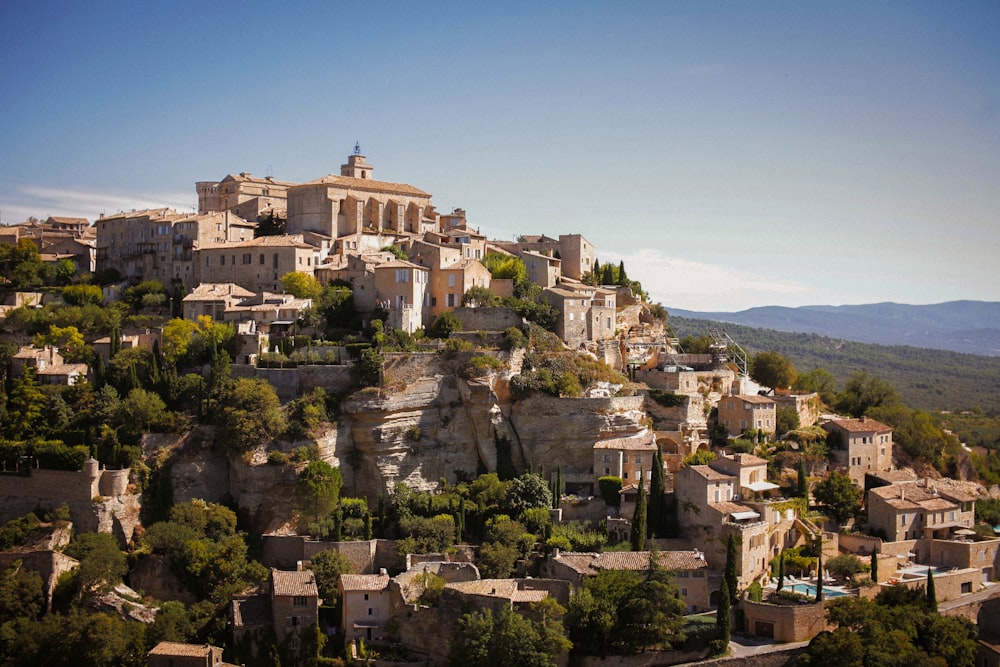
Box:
[1,1,997,311]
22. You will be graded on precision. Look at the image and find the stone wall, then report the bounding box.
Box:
[742,597,830,642]
[262,536,398,574]
[452,306,524,332]
[241,365,354,402]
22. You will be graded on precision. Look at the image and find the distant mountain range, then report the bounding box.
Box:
[666,301,1000,356]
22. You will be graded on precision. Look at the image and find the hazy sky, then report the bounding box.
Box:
[1,2,997,311]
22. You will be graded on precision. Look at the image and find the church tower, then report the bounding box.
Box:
[341,142,373,179]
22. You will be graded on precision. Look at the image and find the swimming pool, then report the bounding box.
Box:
[787,583,847,597]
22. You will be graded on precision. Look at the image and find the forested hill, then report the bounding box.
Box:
[668,315,1000,415]
[667,301,1000,356]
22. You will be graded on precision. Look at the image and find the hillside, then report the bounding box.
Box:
[667,301,1000,356]
[668,315,1000,415]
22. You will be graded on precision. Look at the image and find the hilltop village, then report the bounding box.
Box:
[0,149,996,666]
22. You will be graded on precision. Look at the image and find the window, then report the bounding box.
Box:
[260,253,265,264]
[634,456,642,464]
[363,594,369,601]
[448,274,456,287]
[220,255,225,265]
[395,269,410,283]
[602,454,611,462]
[447,294,457,307]
[243,253,251,264]
[293,596,307,606]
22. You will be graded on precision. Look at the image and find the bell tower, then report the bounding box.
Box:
[341,142,373,179]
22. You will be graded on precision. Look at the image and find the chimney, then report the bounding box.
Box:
[860,415,867,423]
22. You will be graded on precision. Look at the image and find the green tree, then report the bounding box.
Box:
[462,285,500,307]
[4,368,46,439]
[777,551,785,591]
[482,252,528,283]
[216,378,286,450]
[429,311,462,339]
[776,406,801,437]
[504,472,552,516]
[926,568,936,612]
[0,562,44,624]
[716,579,731,648]
[629,477,646,551]
[617,261,628,285]
[280,271,323,300]
[871,549,879,583]
[827,554,868,580]
[813,470,862,524]
[835,370,900,417]
[63,532,127,598]
[723,534,738,600]
[750,351,797,389]
[648,447,667,538]
[450,602,570,667]
[309,549,353,608]
[793,367,837,405]
[797,460,809,498]
[294,461,343,531]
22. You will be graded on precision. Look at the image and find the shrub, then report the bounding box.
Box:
[267,450,288,465]
[599,476,623,506]
[648,389,685,407]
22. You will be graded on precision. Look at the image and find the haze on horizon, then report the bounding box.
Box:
[1,2,997,312]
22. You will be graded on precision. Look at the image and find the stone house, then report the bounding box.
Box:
[197,172,296,221]
[543,549,711,613]
[195,235,315,294]
[315,251,398,315]
[592,431,659,489]
[772,391,820,427]
[147,641,229,667]
[339,573,391,642]
[717,394,777,438]
[501,233,596,281]
[518,249,561,288]
[270,569,321,642]
[182,283,256,321]
[868,478,975,542]
[372,259,429,333]
[824,416,893,486]
[11,345,87,385]
[222,293,313,333]
[96,208,254,284]
[540,284,616,347]
[425,258,491,321]
[92,330,160,364]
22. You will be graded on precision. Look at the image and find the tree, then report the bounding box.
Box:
[35,324,90,363]
[4,368,46,439]
[309,549,353,607]
[629,476,646,551]
[598,476,623,507]
[871,549,879,583]
[504,472,552,517]
[816,534,824,602]
[777,551,785,591]
[716,579,731,647]
[160,318,199,366]
[794,368,837,405]
[280,271,322,300]
[776,406,800,437]
[827,554,868,580]
[926,568,936,612]
[797,460,809,498]
[813,470,862,524]
[216,378,286,450]
[295,461,343,531]
[750,351,797,389]
[648,447,667,538]
[63,532,127,598]
[835,370,900,418]
[617,260,628,286]
[429,311,462,339]
[723,534,738,600]
[450,602,570,667]
[463,285,500,307]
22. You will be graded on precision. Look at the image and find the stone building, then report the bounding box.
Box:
[197,172,296,221]
[195,235,315,294]
[717,394,777,438]
[867,478,975,542]
[824,416,893,486]
[147,641,229,667]
[592,431,659,489]
[372,259,429,333]
[339,573,391,642]
[96,208,254,284]
[286,151,436,241]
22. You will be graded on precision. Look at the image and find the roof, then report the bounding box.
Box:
[826,417,892,434]
[374,258,429,271]
[686,465,733,481]
[339,574,390,592]
[727,394,776,406]
[593,432,657,450]
[271,569,318,597]
[869,483,962,511]
[596,550,708,572]
[199,234,312,250]
[745,481,780,492]
[723,453,769,467]
[711,501,759,516]
[183,283,256,301]
[446,579,549,602]
[148,641,217,657]
[231,592,270,628]
[299,174,430,197]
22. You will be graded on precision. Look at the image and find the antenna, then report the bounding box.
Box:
[354,141,362,155]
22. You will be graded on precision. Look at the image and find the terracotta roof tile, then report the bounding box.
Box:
[340,574,389,592]
[271,569,318,597]
[148,641,217,657]
[827,418,892,434]
[299,175,430,197]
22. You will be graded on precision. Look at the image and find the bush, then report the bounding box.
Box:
[267,450,288,465]
[599,476,623,506]
[648,389,685,407]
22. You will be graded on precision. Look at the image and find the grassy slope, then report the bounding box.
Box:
[669,316,1000,415]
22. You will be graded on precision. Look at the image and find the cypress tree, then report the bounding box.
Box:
[364,511,373,540]
[630,473,647,551]
[717,579,731,642]
[724,534,738,600]
[602,264,615,285]
[593,258,600,276]
[648,446,666,538]
[797,460,809,498]
[926,568,937,611]
[777,551,785,591]
[871,549,878,583]
[617,260,628,285]
[815,534,824,602]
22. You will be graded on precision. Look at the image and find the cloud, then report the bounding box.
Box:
[617,248,810,311]
[3,185,195,222]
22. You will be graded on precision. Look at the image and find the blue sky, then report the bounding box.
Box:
[1,1,997,311]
